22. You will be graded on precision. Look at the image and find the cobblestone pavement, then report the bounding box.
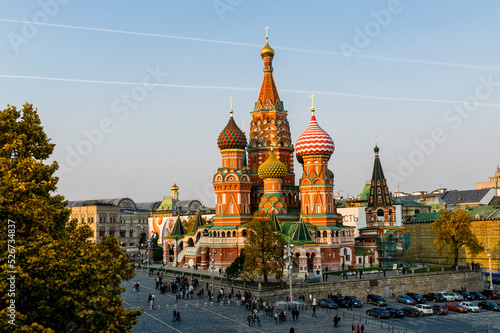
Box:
[122,269,500,333]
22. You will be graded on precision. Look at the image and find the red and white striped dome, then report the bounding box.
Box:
[295,112,335,157]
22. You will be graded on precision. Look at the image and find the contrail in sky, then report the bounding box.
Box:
[1,18,500,72]
[2,74,500,108]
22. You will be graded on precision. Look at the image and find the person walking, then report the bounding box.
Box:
[361,324,365,333]
[347,300,353,311]
[290,327,295,333]
[312,305,317,318]
[352,322,356,333]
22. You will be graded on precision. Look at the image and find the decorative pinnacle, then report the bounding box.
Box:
[242,121,245,134]
[265,26,269,38]
[228,96,234,117]
[374,136,378,146]
[308,94,316,115]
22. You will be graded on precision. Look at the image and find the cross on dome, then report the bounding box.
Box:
[308,94,316,114]
[228,96,234,117]
[264,26,270,38]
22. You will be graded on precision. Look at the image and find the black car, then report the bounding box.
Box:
[470,292,487,300]
[367,294,388,306]
[482,290,500,299]
[386,307,405,318]
[319,298,338,309]
[478,301,500,311]
[407,293,425,304]
[401,306,420,317]
[331,295,349,307]
[366,307,391,318]
[454,290,474,300]
[430,304,449,315]
[423,293,443,302]
[344,296,363,308]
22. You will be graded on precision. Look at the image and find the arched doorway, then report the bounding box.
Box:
[306,253,314,273]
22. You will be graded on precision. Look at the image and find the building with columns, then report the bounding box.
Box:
[159,35,355,276]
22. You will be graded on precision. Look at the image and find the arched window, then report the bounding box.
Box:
[129,230,134,237]
[242,230,247,237]
[99,227,106,238]
[389,209,393,222]
[336,231,339,237]
[109,227,115,237]
[316,231,321,238]
[323,231,327,237]
[232,231,236,237]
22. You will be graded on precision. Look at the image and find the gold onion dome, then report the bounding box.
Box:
[171,182,179,191]
[258,149,287,179]
[260,37,275,58]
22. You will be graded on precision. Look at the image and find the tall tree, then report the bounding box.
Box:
[0,104,142,332]
[432,208,483,268]
[241,213,286,283]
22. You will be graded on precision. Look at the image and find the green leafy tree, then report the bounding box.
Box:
[432,208,484,268]
[241,212,286,283]
[0,104,142,332]
[225,254,245,279]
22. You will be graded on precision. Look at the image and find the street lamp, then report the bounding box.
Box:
[488,228,500,290]
[284,238,295,301]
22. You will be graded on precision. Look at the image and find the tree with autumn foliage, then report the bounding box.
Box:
[241,212,286,283]
[431,208,484,268]
[0,104,141,332]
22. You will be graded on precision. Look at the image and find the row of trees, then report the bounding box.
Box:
[0,104,142,332]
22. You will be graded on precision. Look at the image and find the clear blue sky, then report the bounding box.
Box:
[1,1,499,204]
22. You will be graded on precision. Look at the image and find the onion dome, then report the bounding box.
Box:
[260,37,275,58]
[217,112,247,150]
[295,110,335,158]
[258,149,287,179]
[374,145,379,153]
[171,181,179,191]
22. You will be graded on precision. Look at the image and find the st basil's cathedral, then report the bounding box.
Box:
[161,36,357,276]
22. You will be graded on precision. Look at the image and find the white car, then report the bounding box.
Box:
[416,304,433,315]
[437,292,455,302]
[451,293,464,301]
[459,302,480,313]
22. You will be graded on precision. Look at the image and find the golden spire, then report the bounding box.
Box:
[309,94,316,116]
[260,26,275,58]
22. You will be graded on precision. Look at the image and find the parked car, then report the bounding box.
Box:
[423,292,443,302]
[450,293,464,301]
[386,307,405,318]
[437,292,455,302]
[397,295,415,305]
[344,296,363,308]
[454,290,474,300]
[366,307,391,319]
[331,295,348,308]
[415,304,433,315]
[430,304,449,315]
[478,301,500,311]
[367,294,388,306]
[445,302,468,313]
[482,290,500,299]
[407,293,425,304]
[458,302,480,313]
[319,298,338,309]
[401,306,420,317]
[470,292,487,300]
